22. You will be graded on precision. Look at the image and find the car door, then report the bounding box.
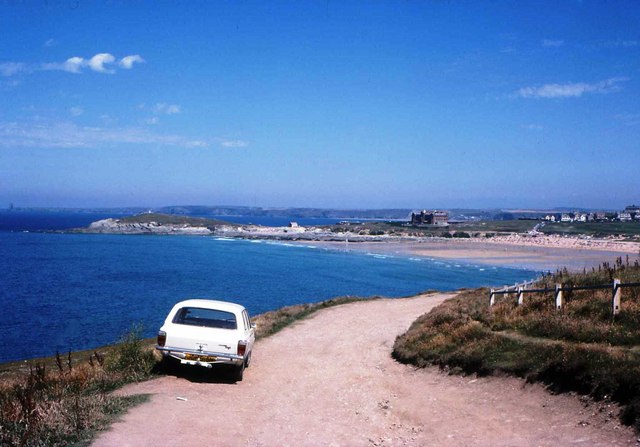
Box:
[242,309,255,352]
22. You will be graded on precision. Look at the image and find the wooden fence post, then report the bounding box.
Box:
[555,284,563,309]
[612,278,621,316]
[517,287,524,306]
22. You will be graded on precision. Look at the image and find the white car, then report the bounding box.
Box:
[156,299,256,381]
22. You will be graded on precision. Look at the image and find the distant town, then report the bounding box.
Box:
[543,205,640,223]
[406,205,640,227]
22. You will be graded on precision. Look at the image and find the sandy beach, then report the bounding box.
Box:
[305,237,640,272]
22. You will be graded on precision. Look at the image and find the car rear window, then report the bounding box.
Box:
[172,307,237,330]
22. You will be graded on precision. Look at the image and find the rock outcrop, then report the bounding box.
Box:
[87,218,212,235]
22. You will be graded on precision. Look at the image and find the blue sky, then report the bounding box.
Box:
[1,1,639,210]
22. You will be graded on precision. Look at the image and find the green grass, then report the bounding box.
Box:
[0,326,156,447]
[393,262,640,431]
[448,220,540,234]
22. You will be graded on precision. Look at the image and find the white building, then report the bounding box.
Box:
[618,212,632,222]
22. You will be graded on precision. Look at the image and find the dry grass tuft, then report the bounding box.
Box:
[0,327,154,447]
[393,261,640,432]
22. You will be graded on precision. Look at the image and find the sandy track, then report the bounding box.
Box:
[93,294,637,447]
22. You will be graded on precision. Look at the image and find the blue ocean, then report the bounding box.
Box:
[0,211,536,363]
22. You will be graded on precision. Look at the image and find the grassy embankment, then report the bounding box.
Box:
[393,258,640,431]
[0,296,377,446]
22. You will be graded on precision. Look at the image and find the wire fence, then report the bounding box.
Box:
[489,279,640,315]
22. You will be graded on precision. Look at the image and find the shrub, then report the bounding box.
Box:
[104,325,156,381]
[0,339,152,446]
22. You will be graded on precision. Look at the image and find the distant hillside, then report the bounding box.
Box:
[155,205,415,220]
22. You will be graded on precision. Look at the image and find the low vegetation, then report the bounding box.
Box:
[0,326,155,447]
[118,213,231,229]
[540,221,640,238]
[393,259,640,431]
[0,296,381,446]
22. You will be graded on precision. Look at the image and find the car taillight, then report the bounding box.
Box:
[157,331,166,347]
[237,340,247,356]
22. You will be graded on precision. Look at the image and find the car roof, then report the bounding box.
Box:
[170,299,246,314]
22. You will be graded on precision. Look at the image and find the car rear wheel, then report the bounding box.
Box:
[233,362,245,382]
[244,352,251,368]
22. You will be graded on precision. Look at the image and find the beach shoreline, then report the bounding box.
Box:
[79,214,640,272]
[300,238,640,272]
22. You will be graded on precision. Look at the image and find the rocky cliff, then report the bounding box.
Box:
[87,218,213,235]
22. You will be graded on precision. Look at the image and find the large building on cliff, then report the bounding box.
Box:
[410,210,449,226]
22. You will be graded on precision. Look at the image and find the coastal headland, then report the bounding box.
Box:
[78,213,640,271]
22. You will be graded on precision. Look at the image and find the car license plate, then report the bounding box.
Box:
[184,353,216,362]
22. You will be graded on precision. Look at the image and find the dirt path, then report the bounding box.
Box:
[93,293,637,446]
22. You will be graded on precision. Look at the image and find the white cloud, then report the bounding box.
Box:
[0,120,210,149]
[516,77,629,99]
[87,53,116,73]
[219,139,249,148]
[69,106,84,117]
[119,55,145,69]
[144,117,159,125]
[154,103,181,115]
[542,39,564,47]
[522,124,543,130]
[6,53,142,76]
[63,57,84,73]
[44,38,56,47]
[0,62,28,77]
[27,53,144,75]
[42,57,85,74]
